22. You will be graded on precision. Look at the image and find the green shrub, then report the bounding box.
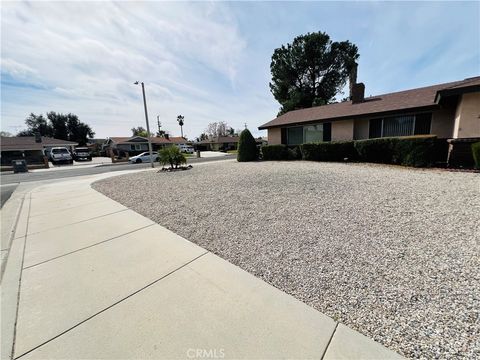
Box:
[354,135,437,167]
[354,138,397,163]
[261,144,288,160]
[159,146,186,169]
[300,141,356,161]
[237,129,258,162]
[472,142,480,169]
[393,136,436,167]
[287,146,302,160]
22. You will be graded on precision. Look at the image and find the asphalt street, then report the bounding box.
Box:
[0,155,235,208]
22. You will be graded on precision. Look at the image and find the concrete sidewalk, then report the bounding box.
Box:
[1,170,403,359]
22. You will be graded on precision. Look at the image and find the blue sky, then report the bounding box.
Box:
[1,1,479,139]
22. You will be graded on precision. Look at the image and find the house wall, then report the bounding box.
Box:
[453,92,480,138]
[268,127,282,145]
[331,120,354,141]
[353,119,369,140]
[431,106,456,138]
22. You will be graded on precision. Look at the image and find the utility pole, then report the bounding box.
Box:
[157,115,162,136]
[244,123,248,129]
[134,81,154,168]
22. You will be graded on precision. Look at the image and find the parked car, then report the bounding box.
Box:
[74,147,92,161]
[49,147,73,165]
[178,144,194,154]
[128,151,159,164]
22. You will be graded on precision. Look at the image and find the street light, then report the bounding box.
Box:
[134,81,154,168]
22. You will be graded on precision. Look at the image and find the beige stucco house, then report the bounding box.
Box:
[259,76,480,149]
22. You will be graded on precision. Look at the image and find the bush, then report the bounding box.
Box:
[300,141,356,162]
[159,146,186,169]
[354,135,437,167]
[472,142,480,169]
[354,138,397,163]
[393,136,436,167]
[237,129,258,162]
[262,145,288,160]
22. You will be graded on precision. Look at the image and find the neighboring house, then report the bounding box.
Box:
[0,136,78,166]
[195,136,240,151]
[102,136,172,156]
[86,138,106,156]
[259,76,480,149]
[195,136,266,151]
[168,137,191,147]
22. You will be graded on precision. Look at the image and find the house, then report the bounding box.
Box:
[168,136,191,147]
[195,136,266,152]
[195,136,240,151]
[0,136,78,167]
[259,76,480,164]
[102,136,173,156]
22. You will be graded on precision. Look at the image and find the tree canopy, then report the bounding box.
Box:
[131,126,150,137]
[270,31,359,115]
[17,112,95,145]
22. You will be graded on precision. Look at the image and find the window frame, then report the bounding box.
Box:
[368,112,432,139]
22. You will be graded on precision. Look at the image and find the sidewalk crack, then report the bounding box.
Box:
[320,322,339,360]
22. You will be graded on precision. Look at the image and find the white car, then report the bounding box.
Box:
[129,151,158,164]
[49,147,73,165]
[178,144,194,154]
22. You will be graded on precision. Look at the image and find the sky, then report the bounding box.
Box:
[1,1,479,140]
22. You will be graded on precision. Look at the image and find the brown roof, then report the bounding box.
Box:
[168,137,188,144]
[1,136,77,151]
[259,76,480,129]
[108,136,171,144]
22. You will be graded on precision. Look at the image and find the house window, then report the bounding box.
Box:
[369,118,382,138]
[414,113,432,135]
[304,125,323,143]
[368,113,432,138]
[383,115,414,137]
[287,127,303,145]
[135,144,142,150]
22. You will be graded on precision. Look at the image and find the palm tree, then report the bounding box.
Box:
[177,115,184,138]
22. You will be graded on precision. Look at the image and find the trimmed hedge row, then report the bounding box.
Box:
[261,144,301,160]
[355,135,437,167]
[261,135,438,167]
[301,141,356,162]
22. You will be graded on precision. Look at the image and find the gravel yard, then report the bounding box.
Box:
[93,160,480,358]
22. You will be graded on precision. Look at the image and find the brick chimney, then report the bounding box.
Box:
[34,132,42,143]
[351,83,365,104]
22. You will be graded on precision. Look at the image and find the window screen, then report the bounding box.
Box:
[304,124,323,143]
[287,127,303,145]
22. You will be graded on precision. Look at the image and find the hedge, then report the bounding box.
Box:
[355,135,437,167]
[472,142,480,169]
[300,141,356,162]
[261,145,300,160]
[260,135,438,167]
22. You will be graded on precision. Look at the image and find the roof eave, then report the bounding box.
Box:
[259,105,440,130]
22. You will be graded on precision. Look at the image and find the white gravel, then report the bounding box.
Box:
[93,161,480,359]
